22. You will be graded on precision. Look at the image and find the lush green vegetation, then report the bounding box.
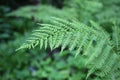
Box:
[0,0,120,80]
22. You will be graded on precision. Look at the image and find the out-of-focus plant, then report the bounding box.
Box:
[7,5,77,22]
[1,0,120,80]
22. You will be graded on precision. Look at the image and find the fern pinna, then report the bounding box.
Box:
[18,17,120,80]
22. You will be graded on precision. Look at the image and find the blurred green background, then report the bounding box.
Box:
[0,0,120,80]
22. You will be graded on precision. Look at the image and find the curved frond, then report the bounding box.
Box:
[18,17,119,80]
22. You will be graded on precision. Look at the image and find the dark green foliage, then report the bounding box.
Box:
[0,0,120,80]
[0,38,87,80]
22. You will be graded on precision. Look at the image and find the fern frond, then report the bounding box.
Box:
[18,17,104,50]
[112,24,120,54]
[18,17,119,80]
